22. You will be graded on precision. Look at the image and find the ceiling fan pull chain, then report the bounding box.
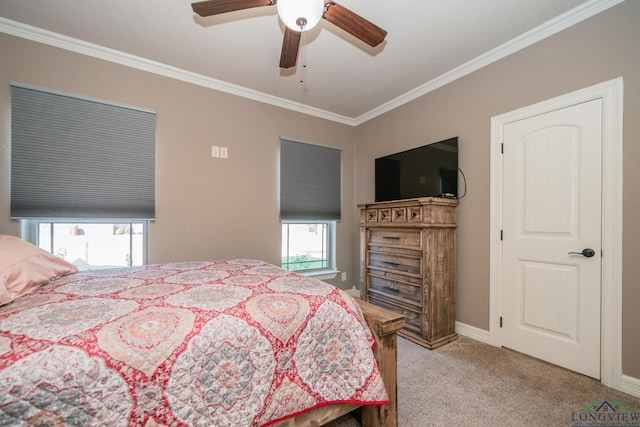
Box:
[300,23,307,83]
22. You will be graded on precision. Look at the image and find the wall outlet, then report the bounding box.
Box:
[220,147,228,159]
[211,146,220,158]
[341,272,347,281]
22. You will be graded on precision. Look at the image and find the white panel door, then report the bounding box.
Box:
[502,99,602,379]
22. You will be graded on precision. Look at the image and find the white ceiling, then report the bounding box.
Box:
[0,0,621,125]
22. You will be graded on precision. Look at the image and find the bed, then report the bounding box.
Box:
[0,235,404,426]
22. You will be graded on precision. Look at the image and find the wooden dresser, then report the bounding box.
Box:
[358,197,458,349]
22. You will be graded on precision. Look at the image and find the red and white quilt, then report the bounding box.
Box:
[0,259,387,426]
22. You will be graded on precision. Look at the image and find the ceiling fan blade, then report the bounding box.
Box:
[192,0,273,17]
[280,27,301,68]
[323,2,387,47]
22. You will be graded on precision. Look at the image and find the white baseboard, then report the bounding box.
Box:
[621,374,640,399]
[455,321,490,344]
[455,322,640,400]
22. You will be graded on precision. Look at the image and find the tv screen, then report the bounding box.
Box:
[375,137,458,202]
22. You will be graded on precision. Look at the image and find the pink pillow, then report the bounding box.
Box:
[0,234,77,305]
[0,276,12,306]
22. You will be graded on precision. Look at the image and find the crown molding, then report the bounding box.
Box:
[0,0,625,127]
[0,16,355,126]
[353,0,626,125]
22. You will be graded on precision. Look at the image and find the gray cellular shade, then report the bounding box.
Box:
[280,139,341,221]
[10,85,156,219]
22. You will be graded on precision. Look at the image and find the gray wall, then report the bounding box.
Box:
[0,33,358,290]
[354,1,640,378]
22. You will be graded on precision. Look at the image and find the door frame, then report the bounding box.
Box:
[489,78,623,388]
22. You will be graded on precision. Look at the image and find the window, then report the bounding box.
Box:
[281,221,334,272]
[280,139,340,274]
[25,220,148,270]
[10,84,156,268]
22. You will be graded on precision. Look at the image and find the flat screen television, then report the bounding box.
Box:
[375,137,458,202]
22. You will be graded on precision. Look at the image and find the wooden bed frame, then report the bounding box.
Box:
[273,299,405,427]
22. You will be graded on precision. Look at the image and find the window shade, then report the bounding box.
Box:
[280,139,341,221]
[10,84,156,219]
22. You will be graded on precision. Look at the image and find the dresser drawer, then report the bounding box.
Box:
[369,229,421,248]
[368,292,422,333]
[367,268,423,287]
[391,207,407,222]
[368,244,422,259]
[369,273,422,304]
[408,206,422,222]
[365,209,379,223]
[369,251,422,275]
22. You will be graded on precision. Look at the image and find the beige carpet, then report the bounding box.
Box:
[326,336,640,426]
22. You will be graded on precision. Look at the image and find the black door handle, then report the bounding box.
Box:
[568,248,596,257]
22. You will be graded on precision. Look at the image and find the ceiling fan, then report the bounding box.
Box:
[191,0,387,69]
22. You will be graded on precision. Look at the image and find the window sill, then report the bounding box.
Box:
[299,270,339,281]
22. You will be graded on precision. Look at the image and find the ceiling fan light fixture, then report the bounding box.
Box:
[277,0,325,31]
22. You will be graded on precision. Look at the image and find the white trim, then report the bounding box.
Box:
[353,0,624,125]
[489,78,624,390]
[455,322,491,344]
[304,270,339,281]
[0,0,624,126]
[621,375,640,399]
[0,17,354,126]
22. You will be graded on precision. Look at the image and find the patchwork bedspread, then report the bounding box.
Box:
[0,259,387,426]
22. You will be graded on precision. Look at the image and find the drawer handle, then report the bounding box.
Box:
[411,211,418,218]
[382,236,400,240]
[368,212,375,219]
[383,286,400,293]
